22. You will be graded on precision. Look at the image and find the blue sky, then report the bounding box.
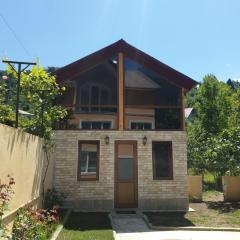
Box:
[0,0,240,82]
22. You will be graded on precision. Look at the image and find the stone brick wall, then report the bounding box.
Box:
[53,130,188,210]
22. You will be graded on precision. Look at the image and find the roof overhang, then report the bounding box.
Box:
[56,39,198,91]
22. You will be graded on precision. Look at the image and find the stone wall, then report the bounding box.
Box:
[188,175,202,202]
[222,176,240,201]
[53,130,188,211]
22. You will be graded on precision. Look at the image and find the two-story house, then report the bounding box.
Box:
[53,39,197,211]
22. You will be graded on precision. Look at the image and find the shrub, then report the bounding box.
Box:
[12,206,59,240]
[0,175,15,219]
[0,175,15,239]
[44,188,65,210]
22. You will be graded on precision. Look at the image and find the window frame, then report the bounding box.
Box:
[129,120,154,130]
[80,120,113,129]
[79,83,112,107]
[152,141,173,180]
[78,140,100,181]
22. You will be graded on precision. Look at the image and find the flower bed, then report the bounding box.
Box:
[12,205,60,240]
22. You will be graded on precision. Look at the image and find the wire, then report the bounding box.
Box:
[0,12,31,58]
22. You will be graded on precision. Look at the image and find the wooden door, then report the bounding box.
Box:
[115,141,138,208]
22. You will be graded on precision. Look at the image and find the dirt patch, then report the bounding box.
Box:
[145,192,240,228]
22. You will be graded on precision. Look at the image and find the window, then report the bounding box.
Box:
[81,121,112,129]
[124,57,183,130]
[155,109,181,130]
[130,122,152,130]
[117,143,135,180]
[152,142,173,180]
[78,84,114,112]
[78,141,99,180]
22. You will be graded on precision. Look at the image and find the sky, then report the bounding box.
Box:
[0,0,240,82]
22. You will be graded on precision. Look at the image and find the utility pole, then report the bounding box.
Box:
[2,60,36,128]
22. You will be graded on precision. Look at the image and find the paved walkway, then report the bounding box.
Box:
[110,212,240,240]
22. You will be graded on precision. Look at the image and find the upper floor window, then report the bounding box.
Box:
[80,84,111,105]
[81,121,112,129]
[77,83,116,113]
[130,121,152,130]
[124,57,182,130]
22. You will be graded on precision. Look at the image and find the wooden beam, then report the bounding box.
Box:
[117,52,124,130]
[73,87,77,111]
[180,88,185,130]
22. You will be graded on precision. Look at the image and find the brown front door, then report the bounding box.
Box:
[115,141,138,208]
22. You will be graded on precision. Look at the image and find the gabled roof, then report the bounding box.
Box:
[56,39,198,91]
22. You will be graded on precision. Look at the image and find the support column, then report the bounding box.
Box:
[180,88,185,130]
[117,52,124,130]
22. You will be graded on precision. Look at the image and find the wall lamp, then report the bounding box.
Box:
[143,136,148,145]
[105,136,110,145]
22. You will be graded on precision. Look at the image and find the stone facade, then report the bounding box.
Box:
[53,130,188,211]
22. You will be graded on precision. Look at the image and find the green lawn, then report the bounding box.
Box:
[57,212,114,240]
[145,191,240,228]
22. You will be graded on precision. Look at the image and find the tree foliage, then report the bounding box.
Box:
[187,74,240,177]
[0,79,14,124]
[1,65,67,139]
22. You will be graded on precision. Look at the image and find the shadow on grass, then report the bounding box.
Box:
[144,212,195,227]
[64,212,112,231]
[206,201,240,213]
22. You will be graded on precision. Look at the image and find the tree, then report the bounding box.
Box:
[6,65,67,139]
[187,121,208,175]
[186,74,240,177]
[204,126,240,176]
[194,75,233,135]
[0,76,14,125]
[227,78,240,90]
[185,86,199,108]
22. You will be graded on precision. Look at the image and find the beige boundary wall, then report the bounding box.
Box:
[0,123,54,229]
[222,176,240,201]
[53,130,188,211]
[188,175,202,202]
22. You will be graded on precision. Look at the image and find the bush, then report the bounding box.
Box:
[44,188,65,210]
[0,175,15,219]
[12,206,59,240]
[203,172,222,191]
[0,175,15,239]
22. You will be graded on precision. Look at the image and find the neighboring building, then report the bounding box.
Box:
[53,39,198,211]
[18,109,34,118]
[185,107,195,122]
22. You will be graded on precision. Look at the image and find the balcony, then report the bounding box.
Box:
[55,54,185,131]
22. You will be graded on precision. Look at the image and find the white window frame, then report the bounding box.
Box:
[129,120,154,130]
[81,151,97,175]
[80,120,113,129]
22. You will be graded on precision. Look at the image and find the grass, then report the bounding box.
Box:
[145,191,240,228]
[203,190,223,202]
[57,212,114,240]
